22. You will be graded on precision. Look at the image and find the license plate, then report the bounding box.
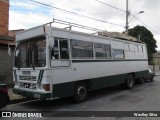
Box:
[24,83,31,88]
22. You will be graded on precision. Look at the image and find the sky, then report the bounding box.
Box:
[9,0,160,50]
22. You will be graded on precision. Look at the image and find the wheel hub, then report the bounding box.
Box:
[77,86,86,99]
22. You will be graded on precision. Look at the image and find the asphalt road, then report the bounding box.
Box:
[1,76,160,120]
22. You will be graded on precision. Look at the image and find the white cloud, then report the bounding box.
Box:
[10,0,160,50]
[9,11,52,30]
[10,1,38,9]
[154,35,160,50]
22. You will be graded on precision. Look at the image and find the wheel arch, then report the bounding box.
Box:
[74,79,92,90]
[130,72,135,78]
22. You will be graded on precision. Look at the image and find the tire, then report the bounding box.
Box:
[126,74,134,89]
[73,82,88,103]
[139,77,145,84]
[150,76,154,82]
[0,95,10,109]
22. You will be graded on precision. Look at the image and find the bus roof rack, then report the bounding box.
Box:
[52,19,103,32]
[98,31,141,42]
[51,19,141,42]
[34,18,140,42]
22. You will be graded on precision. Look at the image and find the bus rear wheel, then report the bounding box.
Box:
[126,74,134,89]
[139,77,145,84]
[73,82,88,103]
[150,76,154,82]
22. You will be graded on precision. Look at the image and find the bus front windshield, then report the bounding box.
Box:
[15,36,46,69]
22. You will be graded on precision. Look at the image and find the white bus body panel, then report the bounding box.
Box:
[13,26,149,99]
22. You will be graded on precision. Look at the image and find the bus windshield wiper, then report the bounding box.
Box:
[31,44,35,70]
[31,61,35,70]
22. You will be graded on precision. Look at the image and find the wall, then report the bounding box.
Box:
[149,65,160,72]
[152,56,160,65]
[0,45,14,85]
[0,0,9,36]
[9,29,24,37]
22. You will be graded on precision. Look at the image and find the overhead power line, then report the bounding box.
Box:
[134,16,160,36]
[28,0,124,27]
[95,0,126,12]
[95,0,160,36]
[130,0,139,11]
[27,0,160,37]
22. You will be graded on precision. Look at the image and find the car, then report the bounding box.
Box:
[144,69,155,82]
[0,84,10,109]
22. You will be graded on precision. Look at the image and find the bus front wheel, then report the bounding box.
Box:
[73,82,88,103]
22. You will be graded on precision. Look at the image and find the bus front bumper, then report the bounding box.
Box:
[13,88,51,100]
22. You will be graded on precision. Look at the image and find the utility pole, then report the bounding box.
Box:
[126,0,129,35]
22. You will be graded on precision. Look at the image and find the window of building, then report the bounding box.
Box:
[94,43,111,59]
[71,39,93,59]
[112,49,125,59]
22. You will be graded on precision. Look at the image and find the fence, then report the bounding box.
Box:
[149,65,160,81]
[149,65,160,72]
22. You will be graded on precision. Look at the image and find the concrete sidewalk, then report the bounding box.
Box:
[8,88,24,101]
[8,87,33,104]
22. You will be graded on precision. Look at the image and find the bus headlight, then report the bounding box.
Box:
[42,84,50,91]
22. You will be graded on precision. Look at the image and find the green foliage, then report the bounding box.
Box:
[128,25,157,56]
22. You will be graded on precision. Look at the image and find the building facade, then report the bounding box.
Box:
[0,0,9,36]
[152,52,160,65]
[0,0,15,85]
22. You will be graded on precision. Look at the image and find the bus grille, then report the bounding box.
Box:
[19,82,37,89]
[19,76,37,81]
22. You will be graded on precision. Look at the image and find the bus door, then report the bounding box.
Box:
[51,37,70,67]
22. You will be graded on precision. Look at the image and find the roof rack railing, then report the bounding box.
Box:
[24,18,139,42]
[63,26,72,30]
[42,18,104,33]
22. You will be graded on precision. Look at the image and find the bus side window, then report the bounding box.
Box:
[59,40,69,59]
[51,38,69,60]
[112,49,125,59]
[51,39,59,59]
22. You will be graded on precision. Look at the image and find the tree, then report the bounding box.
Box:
[128,25,157,63]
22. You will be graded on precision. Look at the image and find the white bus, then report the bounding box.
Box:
[13,19,149,103]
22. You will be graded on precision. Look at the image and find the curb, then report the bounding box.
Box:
[9,98,34,105]
[7,85,34,105]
